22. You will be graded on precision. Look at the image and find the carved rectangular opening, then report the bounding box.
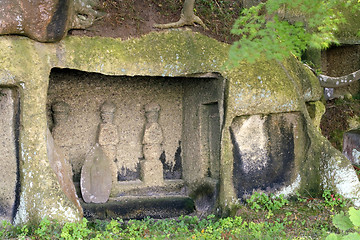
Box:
[47,68,223,205]
[0,87,20,222]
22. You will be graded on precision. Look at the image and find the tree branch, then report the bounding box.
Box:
[318,70,360,88]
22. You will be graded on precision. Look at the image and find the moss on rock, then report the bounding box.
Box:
[0,30,359,222]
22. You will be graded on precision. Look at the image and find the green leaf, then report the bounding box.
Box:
[343,232,360,240]
[349,207,360,227]
[333,211,354,231]
[325,233,340,240]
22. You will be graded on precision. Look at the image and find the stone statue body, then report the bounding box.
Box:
[97,101,119,185]
[52,101,74,161]
[80,101,119,203]
[140,103,164,186]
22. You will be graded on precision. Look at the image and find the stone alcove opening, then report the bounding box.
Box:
[0,87,20,222]
[46,68,223,218]
[230,112,310,199]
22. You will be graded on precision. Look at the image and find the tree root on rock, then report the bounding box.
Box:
[154,14,206,29]
[154,0,207,29]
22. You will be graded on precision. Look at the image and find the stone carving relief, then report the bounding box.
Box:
[0,0,103,42]
[140,103,165,186]
[52,102,72,153]
[47,72,183,185]
[80,101,120,203]
[51,101,83,177]
[97,101,119,185]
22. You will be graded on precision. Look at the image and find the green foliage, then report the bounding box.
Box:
[229,0,360,65]
[0,220,12,239]
[15,224,30,240]
[61,218,92,240]
[0,196,357,240]
[323,190,349,209]
[333,211,354,231]
[246,192,289,212]
[327,207,360,239]
[34,217,61,239]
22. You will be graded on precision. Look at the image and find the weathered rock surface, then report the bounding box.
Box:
[0,88,19,222]
[0,0,102,42]
[0,30,359,223]
[343,129,360,165]
[46,128,83,216]
[231,112,307,198]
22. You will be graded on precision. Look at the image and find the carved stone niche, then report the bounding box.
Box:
[0,88,20,222]
[230,112,309,199]
[47,68,223,219]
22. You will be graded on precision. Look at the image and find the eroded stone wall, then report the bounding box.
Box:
[230,112,308,198]
[0,88,19,222]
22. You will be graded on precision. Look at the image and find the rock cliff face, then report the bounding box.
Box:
[0,0,102,42]
[0,30,359,223]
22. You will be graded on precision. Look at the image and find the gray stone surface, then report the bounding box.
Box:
[97,101,119,186]
[0,0,103,42]
[182,78,223,184]
[81,144,112,203]
[343,129,360,165]
[230,112,308,198]
[47,129,83,215]
[0,88,18,222]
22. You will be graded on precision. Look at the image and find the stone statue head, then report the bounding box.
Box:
[100,101,116,124]
[52,101,70,125]
[144,103,160,123]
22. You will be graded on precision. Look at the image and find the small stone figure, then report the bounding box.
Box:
[97,101,119,186]
[140,103,164,186]
[52,101,72,160]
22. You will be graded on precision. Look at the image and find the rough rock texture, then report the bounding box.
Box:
[0,30,359,223]
[221,55,360,208]
[46,129,83,215]
[306,101,326,131]
[343,129,360,165]
[0,0,72,42]
[0,88,19,222]
[230,112,307,199]
[0,0,102,42]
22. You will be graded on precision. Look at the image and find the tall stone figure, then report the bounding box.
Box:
[52,101,72,160]
[97,101,119,185]
[80,101,118,203]
[140,103,164,186]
